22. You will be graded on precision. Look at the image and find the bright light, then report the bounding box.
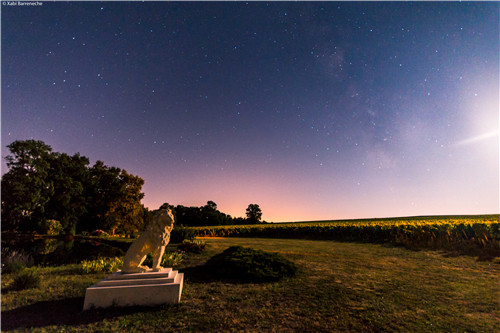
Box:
[455,130,499,146]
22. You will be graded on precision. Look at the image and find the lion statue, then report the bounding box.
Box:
[121,208,175,274]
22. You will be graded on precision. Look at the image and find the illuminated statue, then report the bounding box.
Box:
[121,208,175,273]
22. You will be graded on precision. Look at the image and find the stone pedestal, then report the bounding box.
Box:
[83,268,183,311]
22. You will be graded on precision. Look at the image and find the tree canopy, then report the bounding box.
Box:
[160,201,264,227]
[246,204,263,224]
[2,140,54,232]
[1,140,147,235]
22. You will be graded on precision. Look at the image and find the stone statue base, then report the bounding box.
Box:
[83,268,183,311]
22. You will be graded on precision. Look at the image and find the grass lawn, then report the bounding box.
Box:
[2,238,499,332]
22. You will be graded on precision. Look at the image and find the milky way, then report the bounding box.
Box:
[2,1,498,221]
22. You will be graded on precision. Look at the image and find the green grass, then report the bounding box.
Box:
[2,238,499,332]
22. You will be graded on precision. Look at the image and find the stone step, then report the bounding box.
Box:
[96,273,177,287]
[106,267,173,280]
[83,268,184,310]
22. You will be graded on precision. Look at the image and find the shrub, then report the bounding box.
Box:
[170,226,196,243]
[80,257,123,274]
[161,251,184,267]
[177,240,206,253]
[205,246,298,283]
[142,251,184,268]
[37,219,64,236]
[11,268,41,290]
[2,250,34,274]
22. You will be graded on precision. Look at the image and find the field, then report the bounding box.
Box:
[2,237,499,332]
[193,215,500,257]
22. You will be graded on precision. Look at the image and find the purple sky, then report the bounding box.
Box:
[2,1,498,221]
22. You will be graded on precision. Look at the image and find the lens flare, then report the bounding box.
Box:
[455,130,499,146]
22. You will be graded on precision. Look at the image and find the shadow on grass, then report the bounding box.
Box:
[180,265,235,284]
[180,264,301,285]
[1,297,172,331]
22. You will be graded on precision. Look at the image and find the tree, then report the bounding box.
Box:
[2,139,148,235]
[102,170,145,235]
[44,152,90,234]
[246,204,262,224]
[169,201,235,226]
[205,201,217,210]
[201,201,219,225]
[1,140,53,232]
[175,205,203,226]
[79,161,122,233]
[79,161,147,235]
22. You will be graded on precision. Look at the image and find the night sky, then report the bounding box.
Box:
[2,1,499,222]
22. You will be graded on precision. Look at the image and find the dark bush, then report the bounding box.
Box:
[204,246,297,283]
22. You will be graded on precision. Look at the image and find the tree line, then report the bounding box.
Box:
[1,140,263,235]
[160,201,263,227]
